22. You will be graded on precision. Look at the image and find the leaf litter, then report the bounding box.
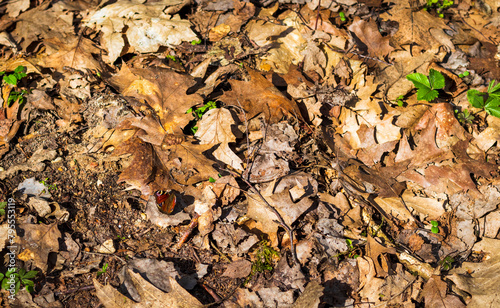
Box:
[0,0,500,306]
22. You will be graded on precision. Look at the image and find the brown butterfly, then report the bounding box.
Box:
[155,190,176,214]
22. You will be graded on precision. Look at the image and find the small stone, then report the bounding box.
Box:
[95,239,115,254]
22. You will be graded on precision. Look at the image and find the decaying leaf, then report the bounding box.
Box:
[17,223,61,271]
[93,269,203,308]
[85,0,196,63]
[221,68,302,122]
[449,238,500,307]
[109,65,203,134]
[349,17,394,60]
[423,275,466,308]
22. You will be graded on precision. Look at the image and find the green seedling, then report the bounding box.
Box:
[439,256,454,270]
[185,101,218,134]
[0,268,38,294]
[0,201,6,216]
[39,178,57,191]
[1,66,26,86]
[406,69,445,101]
[396,95,405,107]
[424,0,453,17]
[455,108,474,125]
[165,55,177,62]
[191,39,202,45]
[0,66,28,107]
[252,241,279,273]
[208,177,216,183]
[97,263,109,277]
[467,80,500,118]
[339,12,346,22]
[459,71,470,78]
[430,220,439,234]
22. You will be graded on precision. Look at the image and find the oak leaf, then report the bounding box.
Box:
[220,67,302,122]
[349,17,394,60]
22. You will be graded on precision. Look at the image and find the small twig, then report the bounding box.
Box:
[225,169,299,265]
[177,213,200,249]
[54,285,95,297]
[324,43,393,66]
[201,283,222,302]
[210,239,231,263]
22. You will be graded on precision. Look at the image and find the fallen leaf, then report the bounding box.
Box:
[349,17,394,60]
[17,223,61,271]
[195,108,238,144]
[222,259,252,278]
[85,0,195,63]
[380,0,448,49]
[40,36,104,72]
[213,143,244,171]
[292,281,324,308]
[221,68,302,122]
[93,269,203,308]
[423,275,466,308]
[109,65,203,134]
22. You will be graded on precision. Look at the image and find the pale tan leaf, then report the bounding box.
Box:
[213,143,244,171]
[348,17,394,60]
[195,108,237,144]
[93,269,203,308]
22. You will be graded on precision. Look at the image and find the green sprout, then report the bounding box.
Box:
[425,0,454,17]
[97,263,109,277]
[459,71,470,78]
[191,39,202,45]
[339,12,346,22]
[0,202,6,216]
[455,108,474,125]
[0,268,38,294]
[396,95,405,107]
[467,80,500,118]
[208,177,216,183]
[430,220,439,234]
[252,241,279,273]
[185,101,218,134]
[165,55,177,62]
[439,256,454,270]
[39,178,57,191]
[0,66,28,107]
[406,69,445,101]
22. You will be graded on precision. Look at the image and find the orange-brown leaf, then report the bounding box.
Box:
[220,68,302,122]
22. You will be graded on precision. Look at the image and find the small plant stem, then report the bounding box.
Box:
[201,283,222,302]
[210,240,231,262]
[177,213,200,249]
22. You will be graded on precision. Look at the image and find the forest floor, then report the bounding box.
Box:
[1,0,500,307]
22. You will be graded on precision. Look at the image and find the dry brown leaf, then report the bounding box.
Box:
[40,37,104,72]
[195,108,238,144]
[366,235,396,278]
[209,24,231,42]
[292,281,324,308]
[449,238,500,307]
[11,1,75,51]
[222,259,252,279]
[348,17,394,60]
[155,141,218,186]
[93,269,203,308]
[213,143,244,171]
[17,223,61,271]
[423,275,466,308]
[109,65,203,134]
[380,0,448,49]
[221,67,302,122]
[212,176,240,206]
